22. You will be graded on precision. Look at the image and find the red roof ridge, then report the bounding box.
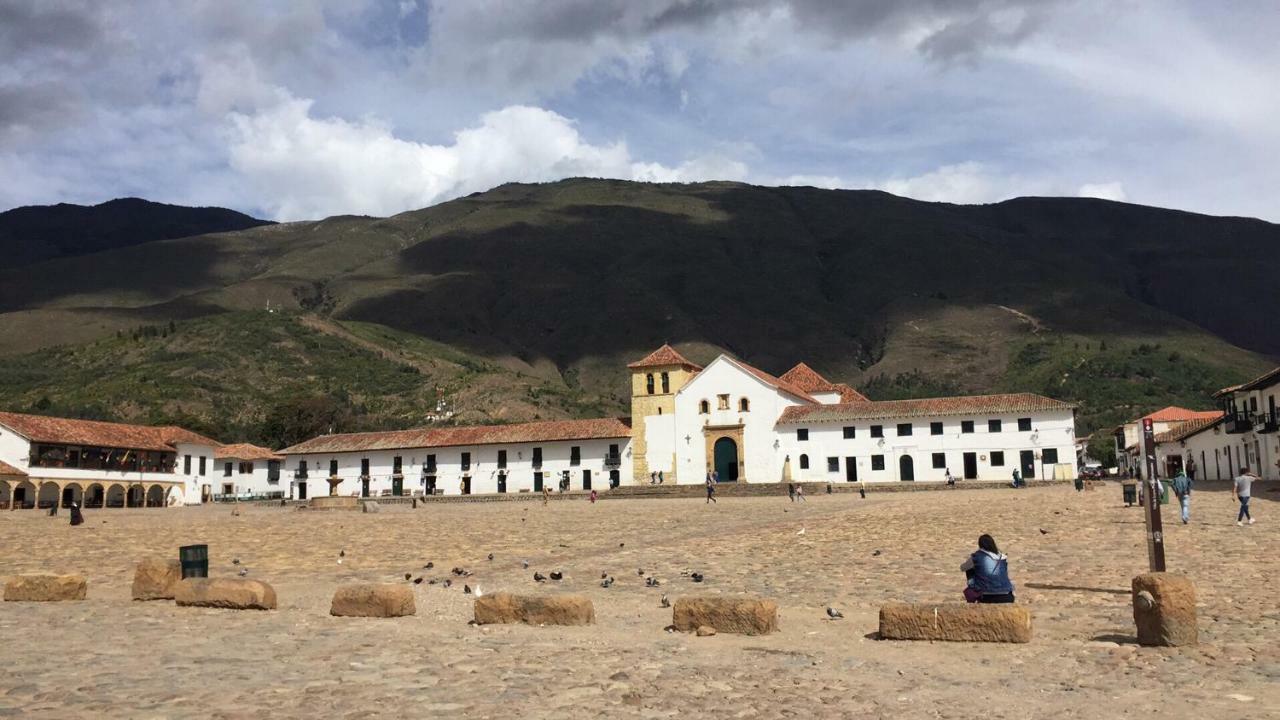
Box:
[1153,413,1225,443]
[776,392,1074,423]
[0,410,219,451]
[1140,406,1222,423]
[215,442,284,461]
[627,344,702,370]
[779,362,839,392]
[722,357,816,403]
[0,460,27,477]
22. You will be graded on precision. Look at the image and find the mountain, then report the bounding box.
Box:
[0,197,271,268]
[0,179,1274,455]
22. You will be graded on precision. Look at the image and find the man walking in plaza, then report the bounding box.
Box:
[1185,456,1197,484]
[1234,466,1258,526]
[705,473,717,504]
[1171,469,1192,524]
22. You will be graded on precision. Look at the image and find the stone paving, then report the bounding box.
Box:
[0,482,1276,718]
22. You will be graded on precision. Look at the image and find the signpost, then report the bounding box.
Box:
[1141,417,1166,572]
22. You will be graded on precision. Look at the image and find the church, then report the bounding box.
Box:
[276,344,1078,498]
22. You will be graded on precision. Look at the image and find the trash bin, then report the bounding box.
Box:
[1122,482,1137,507]
[179,544,208,579]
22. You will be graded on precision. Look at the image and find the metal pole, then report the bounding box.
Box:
[1142,418,1166,571]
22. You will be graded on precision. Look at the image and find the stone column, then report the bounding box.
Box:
[1132,572,1197,646]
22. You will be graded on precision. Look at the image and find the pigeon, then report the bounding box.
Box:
[645,577,660,587]
[487,553,494,561]
[522,560,530,569]
[601,572,609,579]
[549,571,563,581]
[797,528,806,536]
[413,577,424,585]
[464,584,472,594]
[339,550,346,558]
[872,550,882,557]
[660,594,670,608]
[1039,528,1049,535]
[404,573,412,581]
[428,579,439,585]
[601,577,614,588]
[826,607,844,619]
[637,568,645,576]
[619,543,625,548]
[533,572,546,583]
[238,568,249,577]
[424,562,434,569]
[232,558,241,565]
[691,572,704,583]
[443,579,452,588]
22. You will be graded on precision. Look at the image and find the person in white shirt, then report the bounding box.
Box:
[1234,467,1259,526]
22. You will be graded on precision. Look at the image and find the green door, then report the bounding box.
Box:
[713,438,739,481]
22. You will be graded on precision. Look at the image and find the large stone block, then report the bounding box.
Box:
[878,603,1032,643]
[175,578,277,610]
[672,597,778,636]
[132,557,182,601]
[330,583,416,617]
[473,592,595,626]
[1132,573,1197,646]
[3,574,87,602]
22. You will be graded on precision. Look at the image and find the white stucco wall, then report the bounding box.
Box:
[672,357,806,484]
[283,438,632,498]
[213,458,284,498]
[642,414,676,477]
[777,410,1077,484]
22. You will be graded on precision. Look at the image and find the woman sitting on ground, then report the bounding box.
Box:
[961,534,1015,603]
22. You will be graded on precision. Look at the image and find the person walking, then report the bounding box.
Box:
[795,484,806,502]
[1171,469,1192,524]
[1185,456,1197,484]
[1011,467,1022,488]
[589,489,598,504]
[788,483,797,502]
[1234,466,1258,526]
[542,486,551,506]
[705,474,717,504]
[945,468,956,487]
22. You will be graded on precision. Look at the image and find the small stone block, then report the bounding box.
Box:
[473,592,595,626]
[1132,573,1197,646]
[330,583,416,617]
[878,603,1032,643]
[4,574,87,602]
[175,578,277,610]
[672,597,778,636]
[132,558,182,600]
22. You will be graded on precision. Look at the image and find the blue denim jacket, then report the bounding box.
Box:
[969,550,1014,595]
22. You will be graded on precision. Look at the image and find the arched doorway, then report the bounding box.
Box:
[0,481,10,508]
[14,480,36,508]
[899,455,915,481]
[127,485,144,508]
[106,484,125,508]
[85,483,105,508]
[37,482,60,509]
[713,437,739,482]
[146,485,165,507]
[62,483,83,508]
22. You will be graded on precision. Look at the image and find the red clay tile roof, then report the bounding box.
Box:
[1153,414,1225,443]
[777,393,1075,423]
[779,363,840,392]
[1141,406,1223,423]
[215,443,284,462]
[0,460,27,477]
[425,417,632,448]
[278,428,434,455]
[280,418,633,454]
[0,411,219,451]
[833,383,869,403]
[627,344,702,370]
[725,357,816,403]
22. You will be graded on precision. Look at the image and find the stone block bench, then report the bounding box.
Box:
[175,578,277,610]
[4,574,87,602]
[879,603,1032,643]
[132,558,182,600]
[672,597,778,636]
[331,583,415,617]
[474,593,594,626]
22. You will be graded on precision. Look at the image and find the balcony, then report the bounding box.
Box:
[1225,413,1253,434]
[532,459,543,470]
[603,453,622,467]
[293,470,309,480]
[1257,411,1279,434]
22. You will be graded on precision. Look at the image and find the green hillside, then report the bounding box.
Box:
[0,179,1274,455]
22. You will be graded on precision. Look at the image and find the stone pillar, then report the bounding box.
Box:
[1132,572,1197,646]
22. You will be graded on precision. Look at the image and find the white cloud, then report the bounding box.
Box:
[1077,182,1126,202]
[226,96,748,220]
[875,162,1032,204]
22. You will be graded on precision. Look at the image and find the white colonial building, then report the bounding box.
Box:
[1113,406,1222,478]
[280,344,1078,496]
[0,411,220,509]
[213,443,285,500]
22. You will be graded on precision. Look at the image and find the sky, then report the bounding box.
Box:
[1,0,1278,222]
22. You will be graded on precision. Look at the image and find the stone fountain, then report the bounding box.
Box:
[308,476,360,511]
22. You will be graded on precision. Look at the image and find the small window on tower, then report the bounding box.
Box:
[661,372,670,394]
[646,373,655,395]
[739,398,750,412]
[699,400,709,414]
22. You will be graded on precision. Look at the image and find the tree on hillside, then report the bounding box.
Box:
[258,395,353,450]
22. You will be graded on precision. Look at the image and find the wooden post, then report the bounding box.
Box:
[1141,418,1166,572]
